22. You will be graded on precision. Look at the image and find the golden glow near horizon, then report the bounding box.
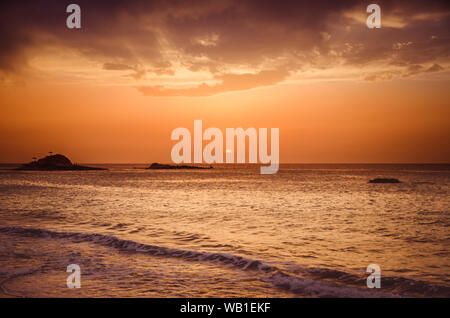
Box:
[0,1,449,163]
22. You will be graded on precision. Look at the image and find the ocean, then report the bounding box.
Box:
[0,164,449,297]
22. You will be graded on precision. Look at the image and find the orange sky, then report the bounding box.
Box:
[0,1,449,163]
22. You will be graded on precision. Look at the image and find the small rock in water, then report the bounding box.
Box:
[369,178,400,183]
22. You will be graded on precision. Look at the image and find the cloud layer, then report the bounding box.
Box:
[0,0,449,95]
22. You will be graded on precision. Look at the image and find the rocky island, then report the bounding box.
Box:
[147,162,213,170]
[16,154,107,171]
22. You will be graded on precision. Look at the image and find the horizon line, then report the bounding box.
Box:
[1,162,449,165]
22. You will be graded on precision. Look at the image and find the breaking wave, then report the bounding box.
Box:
[1,226,448,297]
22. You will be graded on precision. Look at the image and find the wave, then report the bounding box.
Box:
[287,266,450,297]
[1,226,448,297]
[0,267,42,297]
[0,226,276,272]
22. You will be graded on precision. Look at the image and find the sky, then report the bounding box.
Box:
[0,0,449,163]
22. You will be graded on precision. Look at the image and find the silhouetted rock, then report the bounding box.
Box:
[369,178,400,183]
[147,162,213,170]
[16,154,107,171]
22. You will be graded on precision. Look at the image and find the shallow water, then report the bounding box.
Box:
[0,164,449,297]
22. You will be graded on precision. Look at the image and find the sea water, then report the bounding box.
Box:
[0,164,448,297]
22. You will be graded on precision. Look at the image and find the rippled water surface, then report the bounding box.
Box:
[0,164,449,297]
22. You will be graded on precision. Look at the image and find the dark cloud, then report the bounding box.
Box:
[426,63,444,72]
[0,0,449,93]
[103,63,135,71]
[103,63,146,79]
[0,0,163,74]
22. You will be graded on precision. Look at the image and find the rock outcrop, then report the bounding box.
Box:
[16,154,106,171]
[369,178,400,183]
